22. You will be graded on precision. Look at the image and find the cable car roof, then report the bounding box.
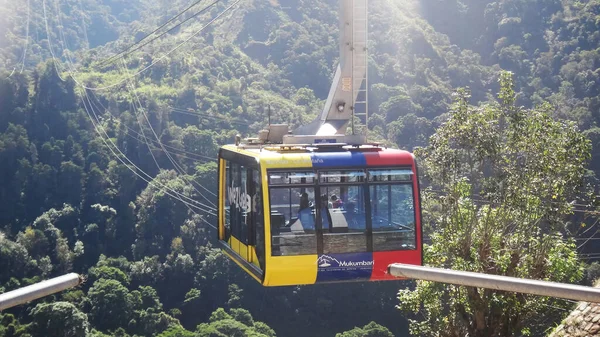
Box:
[221,145,416,169]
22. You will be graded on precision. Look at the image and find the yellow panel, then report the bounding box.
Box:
[250,247,260,268]
[257,152,315,286]
[222,148,319,286]
[221,145,263,161]
[259,151,313,170]
[218,158,225,240]
[265,255,318,286]
[230,236,243,257]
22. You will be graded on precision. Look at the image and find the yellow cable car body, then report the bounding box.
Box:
[218,144,422,286]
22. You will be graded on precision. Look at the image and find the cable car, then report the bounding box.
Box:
[218,138,422,286]
[217,0,422,286]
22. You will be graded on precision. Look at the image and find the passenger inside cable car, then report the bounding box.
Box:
[297,193,315,231]
[320,194,331,231]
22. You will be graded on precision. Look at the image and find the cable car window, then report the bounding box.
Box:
[370,184,416,251]
[226,163,254,245]
[320,170,366,184]
[224,161,232,242]
[320,185,367,254]
[253,170,265,270]
[268,171,315,185]
[269,187,317,256]
[230,163,241,240]
[368,169,413,182]
[240,165,249,244]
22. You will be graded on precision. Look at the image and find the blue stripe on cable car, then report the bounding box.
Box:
[316,252,374,282]
[310,151,366,168]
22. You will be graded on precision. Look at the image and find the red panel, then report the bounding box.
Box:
[362,148,423,281]
[371,250,422,281]
[363,149,415,167]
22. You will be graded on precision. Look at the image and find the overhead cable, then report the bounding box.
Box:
[98,0,221,68]
[98,0,215,67]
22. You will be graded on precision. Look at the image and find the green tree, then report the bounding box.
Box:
[29,302,89,337]
[335,321,393,337]
[156,326,195,337]
[57,161,84,207]
[0,233,34,284]
[88,265,131,286]
[398,72,590,336]
[197,308,274,337]
[133,170,190,258]
[87,279,139,332]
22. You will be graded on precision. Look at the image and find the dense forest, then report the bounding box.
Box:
[2,0,600,336]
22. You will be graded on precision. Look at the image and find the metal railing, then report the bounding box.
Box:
[0,273,83,311]
[388,263,600,303]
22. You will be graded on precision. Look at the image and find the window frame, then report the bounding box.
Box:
[223,159,261,247]
[266,166,418,255]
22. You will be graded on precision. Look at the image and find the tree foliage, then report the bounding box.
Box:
[2,0,600,336]
[29,302,89,337]
[398,72,590,336]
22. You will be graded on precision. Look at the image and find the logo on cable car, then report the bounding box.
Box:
[316,253,373,282]
[228,186,256,212]
[317,255,373,268]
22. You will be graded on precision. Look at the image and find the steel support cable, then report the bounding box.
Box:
[107,120,216,163]
[122,62,218,204]
[42,0,241,91]
[80,0,241,90]
[6,0,30,78]
[54,0,85,83]
[83,94,217,162]
[388,263,600,303]
[98,0,221,68]
[427,189,598,212]
[86,84,219,226]
[577,218,600,249]
[19,0,30,73]
[41,0,68,81]
[169,109,249,126]
[168,106,249,126]
[81,91,215,214]
[426,190,600,216]
[84,94,218,215]
[57,0,215,213]
[120,128,213,163]
[121,59,217,207]
[88,83,218,227]
[85,94,219,200]
[121,64,164,174]
[80,88,217,215]
[42,0,222,225]
[43,0,219,214]
[86,87,218,204]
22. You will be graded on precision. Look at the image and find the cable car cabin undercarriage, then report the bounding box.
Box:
[217,143,422,286]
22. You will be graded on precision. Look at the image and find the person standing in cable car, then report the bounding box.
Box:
[298,193,315,230]
[330,194,344,209]
[320,194,331,231]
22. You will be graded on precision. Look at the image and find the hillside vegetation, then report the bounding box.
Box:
[1,0,600,336]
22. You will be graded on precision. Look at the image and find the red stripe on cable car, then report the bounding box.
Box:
[363,149,414,166]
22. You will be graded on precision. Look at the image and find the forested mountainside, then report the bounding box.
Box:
[2,0,600,336]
